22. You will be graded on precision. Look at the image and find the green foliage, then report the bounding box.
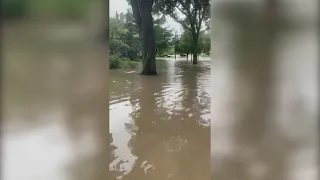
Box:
[154,16,174,56]
[109,54,138,69]
[178,29,193,54]
[109,9,174,66]
[109,12,141,69]
[110,18,128,40]
[109,17,131,56]
[153,0,211,63]
[109,54,122,69]
[124,10,142,60]
[153,0,211,32]
[167,46,175,55]
[3,0,86,19]
[3,0,28,19]
[173,28,210,55]
[199,33,210,55]
[110,39,130,56]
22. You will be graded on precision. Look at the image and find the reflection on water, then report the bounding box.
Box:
[109,59,211,179]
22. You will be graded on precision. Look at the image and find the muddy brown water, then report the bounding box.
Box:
[2,1,318,179]
[109,58,211,180]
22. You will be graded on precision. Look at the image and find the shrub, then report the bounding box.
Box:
[109,54,139,69]
[109,54,121,69]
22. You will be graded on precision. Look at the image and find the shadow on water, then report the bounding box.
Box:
[109,59,211,180]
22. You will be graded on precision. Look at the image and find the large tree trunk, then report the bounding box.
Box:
[130,0,157,75]
[140,1,157,75]
[192,33,199,64]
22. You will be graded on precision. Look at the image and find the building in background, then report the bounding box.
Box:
[115,11,124,23]
[119,12,124,23]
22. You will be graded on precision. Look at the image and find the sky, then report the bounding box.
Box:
[110,0,182,34]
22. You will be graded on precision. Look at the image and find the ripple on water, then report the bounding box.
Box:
[109,59,211,179]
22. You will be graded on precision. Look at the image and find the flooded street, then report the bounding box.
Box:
[1,1,318,180]
[109,58,211,179]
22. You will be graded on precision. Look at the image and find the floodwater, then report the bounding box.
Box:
[109,58,211,179]
[2,1,318,180]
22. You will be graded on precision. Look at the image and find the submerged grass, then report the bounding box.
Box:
[109,54,139,69]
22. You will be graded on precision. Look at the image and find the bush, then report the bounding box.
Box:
[109,54,139,69]
[109,54,121,69]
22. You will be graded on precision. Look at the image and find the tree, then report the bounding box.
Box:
[129,0,157,75]
[109,17,130,56]
[179,29,193,60]
[199,32,210,55]
[154,0,210,64]
[172,32,181,59]
[124,9,142,60]
[153,16,174,56]
[109,9,175,63]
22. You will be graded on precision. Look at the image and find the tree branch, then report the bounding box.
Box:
[129,0,142,35]
[196,6,206,33]
[175,4,195,31]
[170,14,192,31]
[179,0,191,15]
[197,6,201,27]
[192,6,198,31]
[175,5,188,16]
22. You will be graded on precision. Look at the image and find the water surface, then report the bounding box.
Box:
[109,58,211,180]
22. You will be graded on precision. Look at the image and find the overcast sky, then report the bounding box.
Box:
[110,0,182,34]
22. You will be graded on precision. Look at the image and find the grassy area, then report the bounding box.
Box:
[109,54,139,69]
[200,53,210,57]
[119,60,139,69]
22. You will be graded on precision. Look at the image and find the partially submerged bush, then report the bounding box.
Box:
[110,54,139,69]
[109,54,121,69]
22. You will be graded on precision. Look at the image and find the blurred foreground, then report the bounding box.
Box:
[2,1,109,180]
[211,0,318,180]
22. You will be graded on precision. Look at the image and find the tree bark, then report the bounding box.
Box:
[130,0,142,36]
[130,0,157,75]
[139,0,157,75]
[192,33,199,64]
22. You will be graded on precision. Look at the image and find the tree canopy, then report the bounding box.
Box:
[154,16,174,56]
[110,0,211,71]
[109,9,177,69]
[153,0,211,64]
